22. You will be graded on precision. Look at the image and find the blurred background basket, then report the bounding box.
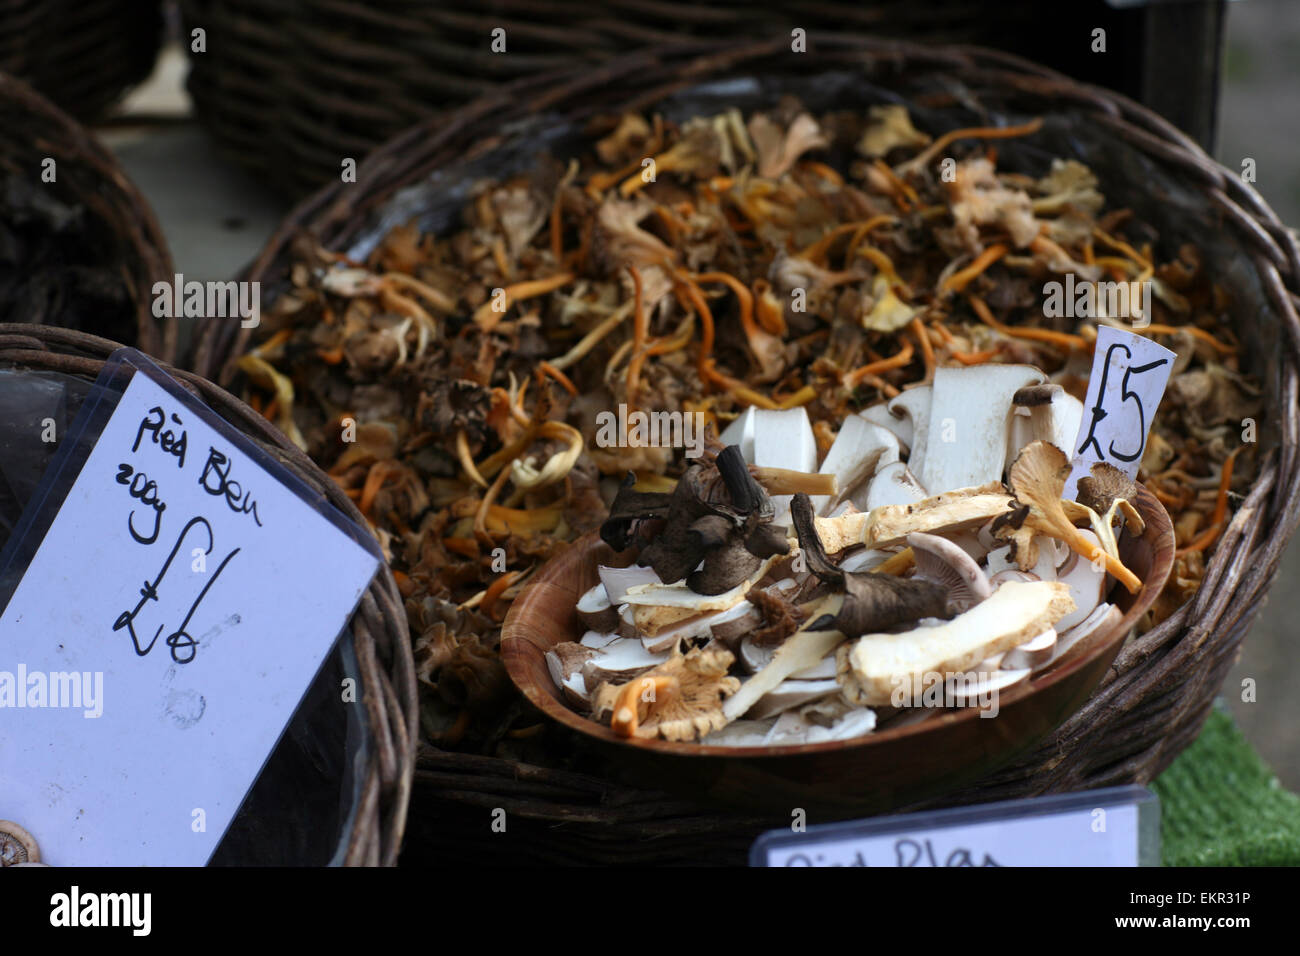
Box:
[0,323,417,865]
[0,73,177,363]
[198,34,1300,864]
[178,0,1224,200]
[0,0,164,122]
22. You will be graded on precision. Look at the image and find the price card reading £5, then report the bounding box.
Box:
[1065,325,1176,500]
[0,351,381,866]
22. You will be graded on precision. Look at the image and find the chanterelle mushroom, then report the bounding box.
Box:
[792,493,952,637]
[592,646,741,741]
[1007,441,1141,593]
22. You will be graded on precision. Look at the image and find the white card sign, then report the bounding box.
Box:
[1066,325,1175,499]
[751,786,1159,867]
[0,353,380,865]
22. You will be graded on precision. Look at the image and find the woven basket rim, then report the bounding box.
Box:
[0,324,417,865]
[198,34,1300,832]
[1,72,178,365]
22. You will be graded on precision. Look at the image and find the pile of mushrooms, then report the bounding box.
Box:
[550,366,1144,745]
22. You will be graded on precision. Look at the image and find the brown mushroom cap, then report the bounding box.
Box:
[1075,461,1137,516]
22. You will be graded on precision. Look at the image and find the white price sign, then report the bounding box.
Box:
[0,354,381,865]
[1066,325,1175,498]
[752,787,1158,867]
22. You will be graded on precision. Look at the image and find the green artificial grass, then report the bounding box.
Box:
[1152,707,1300,866]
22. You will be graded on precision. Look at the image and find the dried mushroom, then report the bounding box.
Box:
[593,646,740,741]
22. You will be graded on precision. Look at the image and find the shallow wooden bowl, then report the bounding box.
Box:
[502,486,1174,816]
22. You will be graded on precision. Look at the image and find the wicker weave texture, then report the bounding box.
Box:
[179,0,1050,198]
[0,0,163,121]
[1,73,177,363]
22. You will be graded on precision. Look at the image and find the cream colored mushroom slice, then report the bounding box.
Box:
[580,638,670,685]
[812,416,901,515]
[908,531,992,614]
[1005,383,1084,476]
[546,643,595,708]
[719,405,758,460]
[616,604,637,640]
[723,596,847,720]
[815,480,1010,552]
[944,666,1032,707]
[1053,529,1107,632]
[1000,628,1058,669]
[1048,602,1122,668]
[580,629,621,650]
[859,402,913,455]
[598,564,662,604]
[577,583,619,632]
[621,555,779,610]
[888,385,932,479]
[763,706,877,744]
[747,677,841,719]
[863,460,929,512]
[701,718,778,747]
[753,407,819,525]
[634,605,716,653]
[838,580,1075,706]
[985,538,1057,582]
[838,547,893,572]
[919,364,1045,495]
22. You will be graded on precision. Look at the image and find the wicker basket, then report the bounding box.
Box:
[0,324,417,866]
[201,36,1300,864]
[178,0,1064,199]
[0,0,164,122]
[0,73,177,364]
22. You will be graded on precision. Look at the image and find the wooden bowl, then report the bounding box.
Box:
[502,485,1174,816]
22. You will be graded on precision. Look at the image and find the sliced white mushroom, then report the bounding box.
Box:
[888,385,932,479]
[622,553,779,611]
[813,416,901,515]
[1005,383,1084,476]
[985,539,1057,582]
[763,706,877,744]
[701,718,778,747]
[546,643,596,707]
[703,601,765,650]
[838,547,893,572]
[577,583,618,632]
[1048,602,1121,667]
[635,607,716,653]
[791,654,838,680]
[863,460,929,511]
[1054,529,1106,632]
[739,635,779,674]
[1000,628,1057,669]
[723,596,847,720]
[598,564,662,604]
[752,407,819,525]
[946,529,992,564]
[944,666,1032,707]
[919,364,1045,495]
[580,629,621,650]
[858,402,913,455]
[748,677,841,719]
[580,638,670,685]
[719,405,758,460]
[838,580,1075,705]
[908,530,992,613]
[616,604,637,640]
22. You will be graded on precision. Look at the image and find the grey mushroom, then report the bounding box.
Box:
[908,531,993,614]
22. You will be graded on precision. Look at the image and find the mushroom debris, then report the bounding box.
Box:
[241,98,1258,756]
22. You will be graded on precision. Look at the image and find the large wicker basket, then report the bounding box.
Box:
[177,0,1078,199]
[198,36,1300,865]
[1,73,177,364]
[0,0,164,122]
[0,324,417,865]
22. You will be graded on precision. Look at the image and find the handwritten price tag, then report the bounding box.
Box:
[751,786,1159,867]
[1066,325,1175,499]
[0,356,380,865]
